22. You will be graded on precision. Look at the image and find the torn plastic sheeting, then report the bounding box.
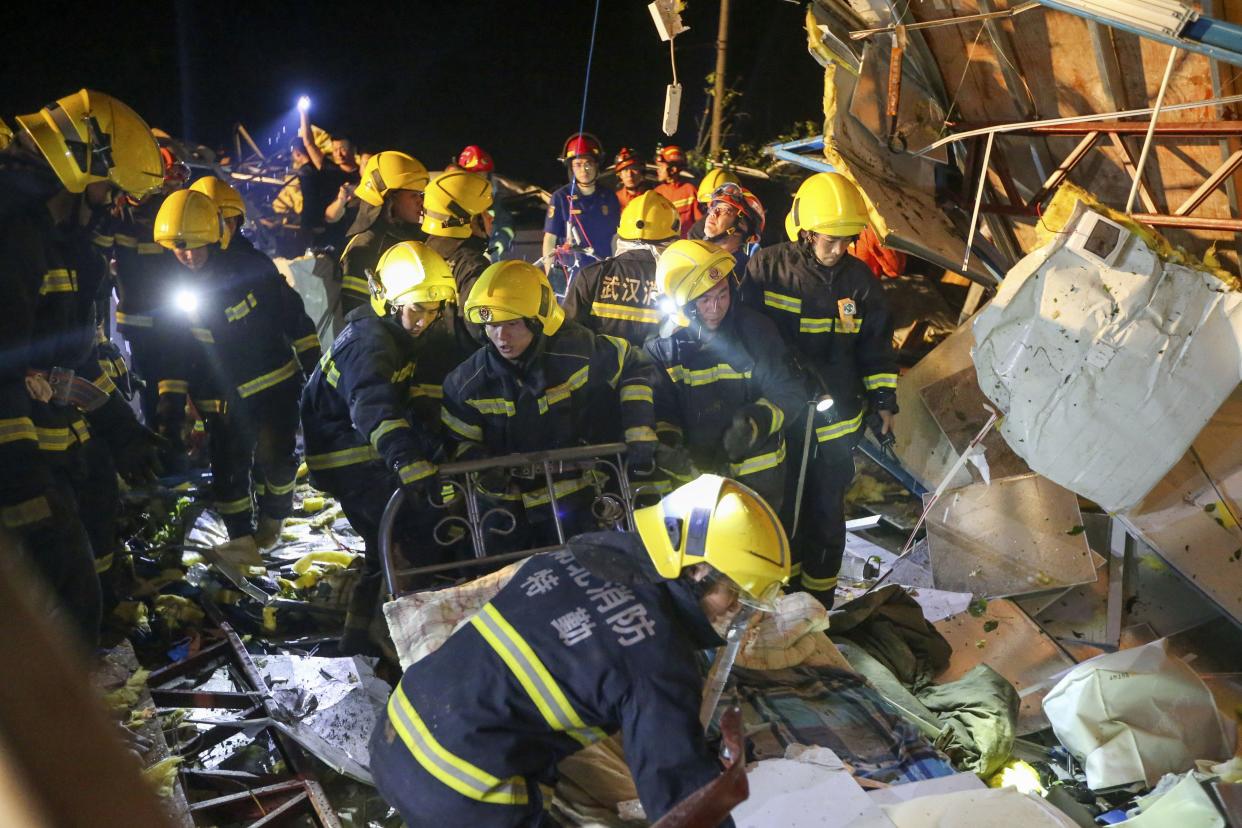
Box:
[1041,638,1235,791]
[973,202,1242,512]
[1113,772,1225,828]
[730,752,894,827]
[880,786,1078,828]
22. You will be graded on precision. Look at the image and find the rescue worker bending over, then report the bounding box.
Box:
[612,146,651,209]
[338,151,429,319]
[421,170,493,337]
[370,473,790,827]
[155,189,321,559]
[542,133,621,281]
[687,166,740,238]
[1,89,166,647]
[648,240,804,509]
[456,145,515,261]
[697,183,765,273]
[441,261,658,547]
[743,172,898,608]
[653,144,701,238]
[562,190,679,347]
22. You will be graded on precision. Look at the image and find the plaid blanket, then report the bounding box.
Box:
[718,666,956,784]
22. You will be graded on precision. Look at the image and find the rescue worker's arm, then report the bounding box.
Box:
[560,262,596,326]
[855,278,899,420]
[439,373,487,460]
[270,273,322,375]
[335,341,438,488]
[541,192,566,273]
[642,339,685,447]
[299,109,325,170]
[748,316,808,439]
[601,335,657,449]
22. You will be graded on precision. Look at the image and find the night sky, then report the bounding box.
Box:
[2,1,823,188]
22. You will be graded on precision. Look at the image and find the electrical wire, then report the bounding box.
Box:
[568,0,604,201]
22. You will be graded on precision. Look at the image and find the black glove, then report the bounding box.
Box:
[722,412,760,462]
[114,425,166,485]
[474,465,511,495]
[626,440,657,475]
[655,444,695,477]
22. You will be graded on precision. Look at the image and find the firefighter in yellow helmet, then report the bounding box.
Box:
[190,175,248,251]
[335,151,431,323]
[370,473,789,825]
[0,90,167,647]
[441,260,658,547]
[301,241,476,653]
[645,240,804,510]
[562,190,679,347]
[155,189,320,559]
[741,171,898,608]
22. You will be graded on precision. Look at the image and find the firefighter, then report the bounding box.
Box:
[456,145,515,261]
[302,241,474,654]
[541,133,621,277]
[561,190,678,347]
[698,183,766,272]
[155,189,321,559]
[647,240,804,510]
[653,145,701,238]
[686,166,742,238]
[612,146,650,209]
[742,172,898,608]
[190,174,249,252]
[422,170,493,339]
[337,151,430,319]
[370,473,790,827]
[2,89,166,647]
[441,260,658,547]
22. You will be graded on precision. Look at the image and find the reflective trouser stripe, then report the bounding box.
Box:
[237,359,299,398]
[624,426,657,443]
[1,496,52,528]
[264,476,296,496]
[388,684,529,805]
[471,604,606,747]
[216,496,252,515]
[801,573,838,591]
[816,412,863,442]
[305,445,381,471]
[729,440,787,478]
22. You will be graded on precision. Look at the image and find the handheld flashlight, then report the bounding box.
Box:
[173,288,200,314]
[297,96,311,113]
[815,395,835,413]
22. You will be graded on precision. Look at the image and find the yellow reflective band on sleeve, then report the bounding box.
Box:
[35,426,78,452]
[537,366,589,414]
[625,426,658,443]
[94,552,114,574]
[370,418,410,449]
[224,292,258,322]
[729,440,787,478]
[815,411,863,443]
[113,234,138,248]
[191,327,215,344]
[757,398,784,435]
[39,269,77,295]
[158,379,189,395]
[790,562,802,578]
[305,444,381,471]
[862,373,898,390]
[0,417,38,445]
[388,684,529,805]
[71,418,91,443]
[602,336,630,388]
[763,290,801,314]
[91,371,117,395]
[521,471,604,509]
[137,242,162,255]
[468,397,517,417]
[655,420,683,438]
[801,573,839,591]
[398,460,436,485]
[216,496,252,515]
[799,316,864,334]
[1,495,52,528]
[193,398,227,414]
[237,359,299,398]
[591,302,662,325]
[619,384,653,405]
[471,604,607,748]
[324,358,341,388]
[391,362,416,384]
[293,334,320,353]
[342,276,370,297]
[409,384,443,399]
[442,409,483,441]
[115,311,155,328]
[665,363,751,386]
[92,232,114,247]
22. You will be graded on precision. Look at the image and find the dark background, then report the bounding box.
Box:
[2,0,822,187]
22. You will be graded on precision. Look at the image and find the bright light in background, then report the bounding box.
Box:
[296,95,311,113]
[173,288,200,314]
[815,395,835,412]
[658,296,679,315]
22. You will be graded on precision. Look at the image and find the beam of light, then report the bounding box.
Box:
[173,288,200,314]
[815,395,835,412]
[297,96,311,113]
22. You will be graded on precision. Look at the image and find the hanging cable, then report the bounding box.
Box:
[569,0,604,201]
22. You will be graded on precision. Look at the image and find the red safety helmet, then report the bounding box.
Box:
[562,132,603,164]
[457,145,494,174]
[709,183,766,245]
[614,146,642,172]
[656,144,687,167]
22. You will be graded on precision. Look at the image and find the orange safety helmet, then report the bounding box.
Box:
[614,146,642,173]
[655,144,687,167]
[561,132,603,164]
[457,145,494,174]
[708,183,766,245]
[160,146,190,189]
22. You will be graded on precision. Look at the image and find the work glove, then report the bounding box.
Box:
[626,440,657,475]
[473,465,511,496]
[114,426,166,485]
[722,410,761,462]
[655,444,695,478]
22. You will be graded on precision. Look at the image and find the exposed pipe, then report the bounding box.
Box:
[1125,47,1179,214]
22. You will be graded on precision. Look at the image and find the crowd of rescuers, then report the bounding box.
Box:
[1,89,899,826]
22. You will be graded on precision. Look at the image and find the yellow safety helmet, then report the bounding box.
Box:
[697,167,741,203]
[374,241,457,312]
[0,117,13,151]
[655,239,736,328]
[189,176,245,220]
[16,89,163,198]
[356,151,430,207]
[784,209,799,242]
[618,190,679,242]
[464,260,564,335]
[153,189,222,251]
[421,171,494,239]
[789,171,869,237]
[634,474,790,610]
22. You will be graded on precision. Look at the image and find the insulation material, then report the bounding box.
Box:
[1041,639,1235,790]
[973,202,1242,511]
